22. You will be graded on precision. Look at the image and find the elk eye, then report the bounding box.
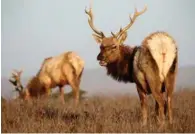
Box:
[100,46,105,50]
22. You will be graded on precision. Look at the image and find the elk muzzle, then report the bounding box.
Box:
[97,53,107,66]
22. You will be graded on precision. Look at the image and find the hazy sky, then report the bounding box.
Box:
[2,0,195,77]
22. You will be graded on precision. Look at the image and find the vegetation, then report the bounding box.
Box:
[2,89,195,133]
[51,89,88,101]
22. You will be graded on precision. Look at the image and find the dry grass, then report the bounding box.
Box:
[2,89,195,133]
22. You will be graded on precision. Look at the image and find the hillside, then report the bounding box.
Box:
[2,66,195,99]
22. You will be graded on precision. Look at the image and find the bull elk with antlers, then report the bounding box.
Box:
[85,5,178,126]
[9,51,84,105]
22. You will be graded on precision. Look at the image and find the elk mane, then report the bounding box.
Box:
[106,45,139,83]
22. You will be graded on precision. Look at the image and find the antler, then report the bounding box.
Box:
[9,69,24,91]
[113,5,147,38]
[85,4,105,38]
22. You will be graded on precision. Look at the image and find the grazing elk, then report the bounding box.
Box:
[85,5,178,126]
[9,51,85,105]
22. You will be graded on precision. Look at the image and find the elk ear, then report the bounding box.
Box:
[92,34,102,44]
[117,32,128,45]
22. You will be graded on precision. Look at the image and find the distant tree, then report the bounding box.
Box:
[52,89,87,101]
[1,96,6,104]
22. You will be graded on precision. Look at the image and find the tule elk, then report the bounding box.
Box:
[85,4,178,126]
[9,51,84,105]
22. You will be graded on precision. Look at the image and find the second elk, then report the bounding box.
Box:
[9,51,84,105]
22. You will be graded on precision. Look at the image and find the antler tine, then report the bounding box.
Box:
[111,27,122,37]
[114,5,147,38]
[13,69,23,75]
[111,32,116,37]
[11,69,22,80]
[85,4,105,38]
[9,74,19,91]
[9,77,16,84]
[9,69,24,90]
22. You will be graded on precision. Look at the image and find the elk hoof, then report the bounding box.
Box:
[141,120,147,127]
[158,123,165,131]
[169,119,173,125]
[157,120,165,130]
[61,101,65,105]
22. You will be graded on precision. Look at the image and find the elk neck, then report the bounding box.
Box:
[25,76,44,97]
[106,45,139,83]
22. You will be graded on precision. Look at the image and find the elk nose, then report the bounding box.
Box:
[97,53,103,60]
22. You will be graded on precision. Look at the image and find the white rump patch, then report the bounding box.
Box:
[145,33,177,82]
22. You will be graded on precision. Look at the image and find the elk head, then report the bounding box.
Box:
[9,70,29,99]
[85,5,147,66]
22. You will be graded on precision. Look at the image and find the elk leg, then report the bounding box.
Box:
[24,90,31,101]
[69,80,80,106]
[137,86,148,126]
[42,87,50,100]
[63,64,80,106]
[59,86,65,104]
[134,69,148,126]
[78,68,84,85]
[153,92,165,126]
[155,97,166,118]
[155,101,159,116]
[46,88,51,96]
[154,82,166,116]
[165,72,175,124]
[161,82,168,116]
[165,56,177,125]
[146,75,165,126]
[163,92,168,116]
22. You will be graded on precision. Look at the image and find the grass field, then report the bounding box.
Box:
[2,89,195,133]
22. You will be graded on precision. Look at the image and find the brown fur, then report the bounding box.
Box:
[86,5,177,126]
[106,45,137,83]
[104,32,177,126]
[9,51,85,105]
